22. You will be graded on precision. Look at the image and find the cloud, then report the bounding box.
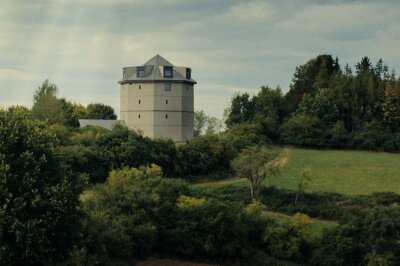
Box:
[1,0,400,118]
[0,69,37,82]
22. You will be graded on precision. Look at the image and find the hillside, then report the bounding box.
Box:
[198,148,400,196]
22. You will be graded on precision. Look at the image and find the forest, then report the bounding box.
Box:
[225,55,400,151]
[1,54,400,266]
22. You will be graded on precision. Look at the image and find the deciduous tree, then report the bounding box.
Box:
[232,146,286,201]
[0,108,83,265]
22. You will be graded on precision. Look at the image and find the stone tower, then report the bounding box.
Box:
[118,55,196,141]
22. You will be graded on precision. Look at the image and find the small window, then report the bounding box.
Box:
[186,68,191,79]
[139,85,141,90]
[123,69,126,79]
[138,114,141,119]
[137,67,145,78]
[164,66,173,78]
[166,99,168,104]
[165,114,168,119]
[164,84,171,91]
[139,99,141,104]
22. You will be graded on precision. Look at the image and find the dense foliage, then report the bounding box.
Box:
[312,206,400,265]
[225,55,400,151]
[31,80,117,128]
[59,124,240,183]
[72,166,308,266]
[0,107,83,265]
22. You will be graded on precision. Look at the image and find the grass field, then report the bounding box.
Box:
[197,148,400,196]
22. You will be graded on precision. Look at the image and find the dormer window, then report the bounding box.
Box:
[186,68,191,79]
[137,67,145,78]
[164,66,173,78]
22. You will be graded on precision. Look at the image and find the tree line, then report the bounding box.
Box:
[31,79,117,127]
[225,55,400,151]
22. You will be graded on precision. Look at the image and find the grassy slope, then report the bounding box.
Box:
[266,148,400,195]
[197,148,400,196]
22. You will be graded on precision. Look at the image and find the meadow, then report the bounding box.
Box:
[197,148,400,196]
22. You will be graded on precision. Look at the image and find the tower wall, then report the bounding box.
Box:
[120,82,194,141]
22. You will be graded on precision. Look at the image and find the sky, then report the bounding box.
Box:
[1,0,400,118]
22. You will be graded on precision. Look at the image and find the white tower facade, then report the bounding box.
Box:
[119,55,196,141]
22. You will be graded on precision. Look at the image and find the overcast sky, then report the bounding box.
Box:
[1,0,399,118]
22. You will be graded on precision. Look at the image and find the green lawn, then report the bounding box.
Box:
[267,148,400,195]
[197,148,400,196]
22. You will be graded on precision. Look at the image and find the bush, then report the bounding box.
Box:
[312,206,400,265]
[175,135,236,179]
[281,114,323,147]
[167,199,271,264]
[0,109,83,265]
[263,213,313,263]
[58,145,108,183]
[78,165,189,264]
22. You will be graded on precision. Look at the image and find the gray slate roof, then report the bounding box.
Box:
[119,55,196,84]
[143,54,173,67]
[78,119,125,130]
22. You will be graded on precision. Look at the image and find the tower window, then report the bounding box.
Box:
[164,84,171,91]
[137,67,145,78]
[139,85,141,90]
[164,66,173,78]
[138,114,141,119]
[139,99,141,104]
[123,68,126,79]
[165,114,168,119]
[186,68,191,79]
[166,99,168,104]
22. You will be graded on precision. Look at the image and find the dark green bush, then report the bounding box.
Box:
[312,206,400,265]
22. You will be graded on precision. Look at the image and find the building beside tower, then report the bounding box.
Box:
[118,55,196,141]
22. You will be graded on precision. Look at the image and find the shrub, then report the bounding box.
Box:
[0,109,83,265]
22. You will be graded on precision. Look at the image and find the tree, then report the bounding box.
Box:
[254,86,286,141]
[225,93,255,126]
[76,165,189,265]
[72,103,89,119]
[356,56,372,74]
[263,212,312,262]
[294,168,312,205]
[381,83,400,132]
[281,114,322,147]
[31,79,62,122]
[232,146,286,201]
[194,110,224,136]
[312,206,400,265]
[0,108,83,265]
[285,54,340,113]
[194,110,207,136]
[31,79,79,127]
[204,116,223,135]
[87,103,117,119]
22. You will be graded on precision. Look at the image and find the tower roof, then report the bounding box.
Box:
[143,54,174,67]
[119,55,196,84]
